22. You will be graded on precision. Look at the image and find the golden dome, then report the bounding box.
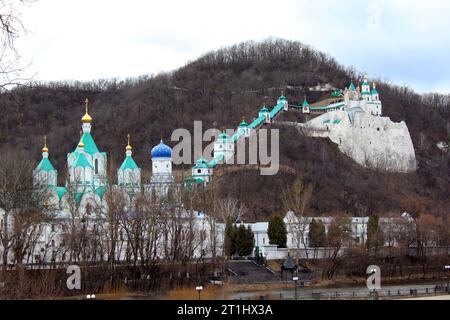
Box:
[81,98,92,123]
[126,133,132,151]
[42,136,49,153]
[78,131,84,148]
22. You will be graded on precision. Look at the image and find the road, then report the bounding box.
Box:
[229,280,450,300]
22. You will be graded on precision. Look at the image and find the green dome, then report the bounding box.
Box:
[218,132,230,142]
[259,106,269,113]
[278,95,287,100]
[239,120,248,127]
[194,157,210,169]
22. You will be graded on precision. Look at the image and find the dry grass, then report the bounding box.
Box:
[267,261,281,272]
[163,284,232,300]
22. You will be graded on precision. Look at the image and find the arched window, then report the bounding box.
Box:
[94,159,99,174]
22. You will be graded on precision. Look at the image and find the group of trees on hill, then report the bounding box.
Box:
[0,38,448,220]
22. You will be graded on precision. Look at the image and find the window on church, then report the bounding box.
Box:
[95,159,99,174]
[197,169,201,174]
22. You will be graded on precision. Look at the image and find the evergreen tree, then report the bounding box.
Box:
[224,217,236,257]
[309,219,326,248]
[267,214,287,248]
[235,225,255,256]
[367,214,382,252]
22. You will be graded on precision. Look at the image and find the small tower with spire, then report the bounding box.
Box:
[214,130,234,163]
[239,116,250,137]
[147,139,174,198]
[118,134,141,197]
[361,75,372,102]
[33,136,58,187]
[277,91,288,111]
[66,98,108,195]
[302,96,310,114]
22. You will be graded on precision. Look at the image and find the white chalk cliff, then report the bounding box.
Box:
[305,109,417,173]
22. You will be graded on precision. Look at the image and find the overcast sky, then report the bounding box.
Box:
[15,0,450,94]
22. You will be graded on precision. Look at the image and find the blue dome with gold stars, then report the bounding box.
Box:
[151,140,172,158]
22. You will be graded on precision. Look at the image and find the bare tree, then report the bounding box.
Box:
[0,149,51,278]
[281,176,314,262]
[0,0,33,90]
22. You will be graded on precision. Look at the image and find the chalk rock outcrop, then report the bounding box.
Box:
[305,110,417,173]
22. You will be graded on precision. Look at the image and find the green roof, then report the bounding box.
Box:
[36,157,56,172]
[331,90,342,97]
[194,157,210,169]
[184,176,204,185]
[119,155,139,171]
[259,106,269,113]
[74,153,93,169]
[75,133,100,155]
[54,186,67,200]
[371,88,379,94]
[95,186,106,198]
[209,154,224,168]
[362,81,370,86]
[278,95,287,100]
[75,192,84,203]
[349,82,356,91]
[333,119,342,124]
[218,132,230,142]
[239,120,248,127]
[302,99,309,107]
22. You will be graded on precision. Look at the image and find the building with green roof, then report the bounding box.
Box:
[66,99,108,193]
[33,138,58,187]
[118,134,142,195]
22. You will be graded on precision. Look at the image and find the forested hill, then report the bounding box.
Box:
[0,39,449,220]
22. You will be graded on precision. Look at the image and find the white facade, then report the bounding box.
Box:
[214,132,234,163]
[146,140,175,198]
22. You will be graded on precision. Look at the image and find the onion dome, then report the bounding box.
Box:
[42,136,49,153]
[81,98,92,123]
[239,119,248,127]
[193,157,210,169]
[371,83,379,95]
[259,106,270,113]
[126,133,132,151]
[151,140,172,158]
[218,131,230,142]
